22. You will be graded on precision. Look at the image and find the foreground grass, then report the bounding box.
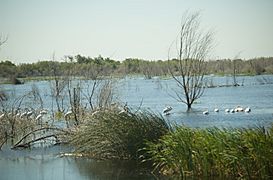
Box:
[67,109,273,179]
[69,109,171,160]
[144,125,273,179]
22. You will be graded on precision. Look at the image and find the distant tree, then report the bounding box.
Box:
[168,12,213,110]
[123,58,140,74]
[0,61,16,78]
[249,58,265,75]
[75,54,89,64]
[139,61,153,79]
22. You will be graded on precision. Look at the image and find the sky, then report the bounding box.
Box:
[0,0,273,64]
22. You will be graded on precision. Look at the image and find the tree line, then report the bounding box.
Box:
[1,55,273,79]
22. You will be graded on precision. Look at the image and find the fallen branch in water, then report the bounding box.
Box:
[12,127,71,149]
[12,134,58,149]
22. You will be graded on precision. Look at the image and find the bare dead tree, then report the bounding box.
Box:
[168,12,213,110]
[67,80,81,126]
[82,64,102,110]
[97,78,117,109]
[49,54,68,114]
[231,52,242,86]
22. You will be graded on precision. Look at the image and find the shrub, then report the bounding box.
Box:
[144,125,273,179]
[69,109,171,160]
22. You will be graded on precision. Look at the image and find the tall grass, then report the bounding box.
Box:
[144,125,273,179]
[69,109,171,160]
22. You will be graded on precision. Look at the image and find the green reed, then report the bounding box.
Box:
[144,125,273,179]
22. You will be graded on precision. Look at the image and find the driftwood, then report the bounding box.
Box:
[12,134,58,149]
[12,127,71,149]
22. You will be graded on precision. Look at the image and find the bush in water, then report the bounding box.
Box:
[69,108,171,160]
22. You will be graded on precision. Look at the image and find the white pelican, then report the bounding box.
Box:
[64,110,73,118]
[0,113,5,119]
[235,106,244,112]
[203,110,209,115]
[20,111,27,118]
[225,109,230,113]
[16,112,21,118]
[35,114,43,121]
[230,109,235,113]
[163,106,173,114]
[26,110,33,117]
[214,108,219,112]
[40,109,48,114]
[244,107,251,113]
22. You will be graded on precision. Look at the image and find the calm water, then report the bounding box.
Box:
[0,145,153,180]
[1,75,273,179]
[120,75,273,128]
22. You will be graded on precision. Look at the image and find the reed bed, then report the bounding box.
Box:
[0,114,37,148]
[69,109,171,160]
[144,125,273,179]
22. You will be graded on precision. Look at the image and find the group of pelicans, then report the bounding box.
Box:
[202,106,251,115]
[0,108,48,122]
[1,105,252,120]
[162,106,251,116]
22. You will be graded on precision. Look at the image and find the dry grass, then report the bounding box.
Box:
[69,109,171,160]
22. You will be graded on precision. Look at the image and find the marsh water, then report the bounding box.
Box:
[1,75,273,179]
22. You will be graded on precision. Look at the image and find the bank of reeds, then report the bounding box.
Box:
[69,109,171,160]
[0,113,37,149]
[144,125,273,179]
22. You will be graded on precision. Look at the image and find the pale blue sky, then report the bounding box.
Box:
[0,0,273,63]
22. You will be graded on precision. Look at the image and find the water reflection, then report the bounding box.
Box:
[0,151,155,180]
[0,144,155,180]
[73,158,155,180]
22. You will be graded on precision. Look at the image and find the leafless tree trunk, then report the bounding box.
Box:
[168,12,213,110]
[49,54,67,114]
[97,78,117,109]
[67,80,81,126]
[232,59,238,86]
[82,65,101,110]
[232,53,242,86]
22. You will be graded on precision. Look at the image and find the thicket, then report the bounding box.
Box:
[69,109,171,160]
[1,56,273,79]
[144,125,273,179]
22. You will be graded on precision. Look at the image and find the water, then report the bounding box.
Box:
[1,75,273,179]
[119,75,273,128]
[0,146,153,180]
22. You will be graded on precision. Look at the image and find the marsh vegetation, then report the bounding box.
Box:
[1,74,273,179]
[144,125,273,179]
[1,12,273,180]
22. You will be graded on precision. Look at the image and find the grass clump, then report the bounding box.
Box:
[69,109,171,160]
[144,125,273,179]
